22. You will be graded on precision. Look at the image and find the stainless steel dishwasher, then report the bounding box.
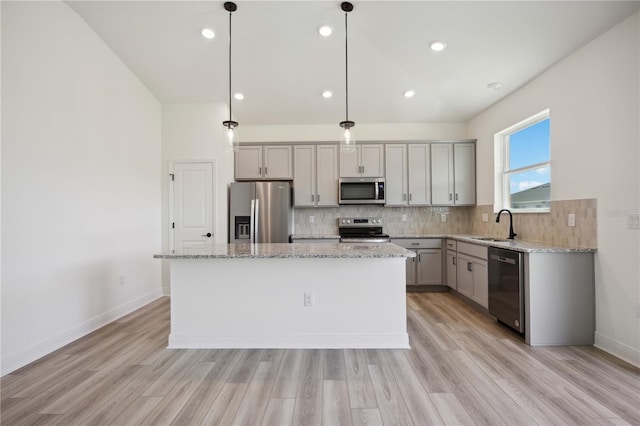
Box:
[488,247,524,333]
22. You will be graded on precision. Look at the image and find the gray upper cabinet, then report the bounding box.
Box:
[431,142,475,205]
[340,144,384,177]
[235,145,293,180]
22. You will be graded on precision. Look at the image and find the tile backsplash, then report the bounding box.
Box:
[470,199,597,248]
[293,206,472,236]
[293,198,597,248]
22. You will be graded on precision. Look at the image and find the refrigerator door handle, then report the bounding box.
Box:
[249,199,256,243]
[254,198,260,243]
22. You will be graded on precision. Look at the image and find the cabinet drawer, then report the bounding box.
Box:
[446,239,457,251]
[457,242,487,260]
[392,238,442,249]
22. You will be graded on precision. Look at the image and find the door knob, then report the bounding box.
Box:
[201,233,212,238]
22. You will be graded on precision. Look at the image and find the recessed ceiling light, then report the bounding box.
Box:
[318,26,333,37]
[429,41,446,52]
[487,82,503,90]
[234,93,244,100]
[201,28,215,39]
[403,90,415,98]
[322,90,333,98]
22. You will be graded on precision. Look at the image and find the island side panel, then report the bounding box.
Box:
[168,257,409,348]
[525,252,595,346]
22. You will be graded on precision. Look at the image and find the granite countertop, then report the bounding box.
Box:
[289,233,596,253]
[154,242,416,259]
[390,234,596,253]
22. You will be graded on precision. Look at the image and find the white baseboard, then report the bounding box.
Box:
[1,288,163,376]
[168,333,410,349]
[594,332,640,368]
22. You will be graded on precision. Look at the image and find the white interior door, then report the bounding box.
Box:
[171,162,215,252]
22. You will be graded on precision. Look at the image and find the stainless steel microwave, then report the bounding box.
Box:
[339,177,385,205]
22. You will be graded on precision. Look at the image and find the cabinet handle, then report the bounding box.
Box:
[317,194,320,202]
[453,256,456,266]
[311,194,315,202]
[418,254,422,262]
[259,167,262,175]
[467,262,473,272]
[265,167,268,176]
[409,194,412,201]
[449,193,453,201]
[411,242,420,246]
[402,194,406,201]
[455,193,458,201]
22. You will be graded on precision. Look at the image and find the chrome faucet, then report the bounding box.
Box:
[496,209,517,239]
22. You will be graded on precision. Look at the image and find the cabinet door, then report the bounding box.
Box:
[453,143,476,205]
[472,258,488,308]
[407,144,430,205]
[446,252,457,289]
[316,145,339,207]
[235,146,263,180]
[406,255,417,286]
[431,144,454,205]
[293,145,316,207]
[339,148,360,177]
[385,144,408,206]
[264,145,293,179]
[456,253,474,298]
[416,249,442,285]
[360,144,384,177]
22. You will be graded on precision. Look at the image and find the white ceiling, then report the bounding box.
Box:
[66,1,639,125]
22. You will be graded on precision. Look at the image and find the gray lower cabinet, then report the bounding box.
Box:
[446,239,457,289]
[392,239,442,286]
[455,242,488,308]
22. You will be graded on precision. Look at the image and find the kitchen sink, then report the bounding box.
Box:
[472,237,511,242]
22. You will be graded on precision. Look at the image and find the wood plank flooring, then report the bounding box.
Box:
[2,292,639,425]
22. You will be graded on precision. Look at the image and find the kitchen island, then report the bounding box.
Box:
[154,242,415,349]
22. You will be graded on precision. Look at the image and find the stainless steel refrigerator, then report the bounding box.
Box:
[229,181,292,243]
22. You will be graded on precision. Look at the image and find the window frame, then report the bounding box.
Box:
[494,109,551,213]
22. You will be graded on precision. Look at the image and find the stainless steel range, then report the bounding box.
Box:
[338,217,390,243]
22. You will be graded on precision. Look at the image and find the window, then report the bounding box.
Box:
[494,109,550,213]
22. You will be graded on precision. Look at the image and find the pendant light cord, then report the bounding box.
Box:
[344,10,349,123]
[228,10,233,123]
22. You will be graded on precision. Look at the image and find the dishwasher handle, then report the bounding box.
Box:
[490,254,517,265]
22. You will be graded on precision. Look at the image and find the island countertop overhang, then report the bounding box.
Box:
[154,242,416,260]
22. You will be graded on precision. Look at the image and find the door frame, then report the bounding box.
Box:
[168,159,217,251]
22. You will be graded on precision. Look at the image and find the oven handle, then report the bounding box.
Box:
[340,237,390,243]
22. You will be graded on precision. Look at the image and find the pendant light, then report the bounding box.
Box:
[223,1,239,152]
[339,2,356,153]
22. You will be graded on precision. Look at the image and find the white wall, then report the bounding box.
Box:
[1,2,162,374]
[239,122,468,143]
[161,103,235,293]
[468,13,640,366]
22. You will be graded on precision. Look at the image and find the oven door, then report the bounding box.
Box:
[339,178,385,204]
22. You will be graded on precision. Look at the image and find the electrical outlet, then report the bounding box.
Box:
[401,214,407,222]
[482,213,489,222]
[309,215,314,224]
[304,292,314,307]
[568,213,576,227]
[119,275,125,286]
[441,213,447,223]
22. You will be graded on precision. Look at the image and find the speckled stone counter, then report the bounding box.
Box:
[157,242,411,349]
[390,234,595,253]
[154,242,415,259]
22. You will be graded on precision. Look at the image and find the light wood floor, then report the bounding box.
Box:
[2,292,639,425]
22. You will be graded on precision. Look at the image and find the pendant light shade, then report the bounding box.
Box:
[223,2,239,152]
[339,2,356,153]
